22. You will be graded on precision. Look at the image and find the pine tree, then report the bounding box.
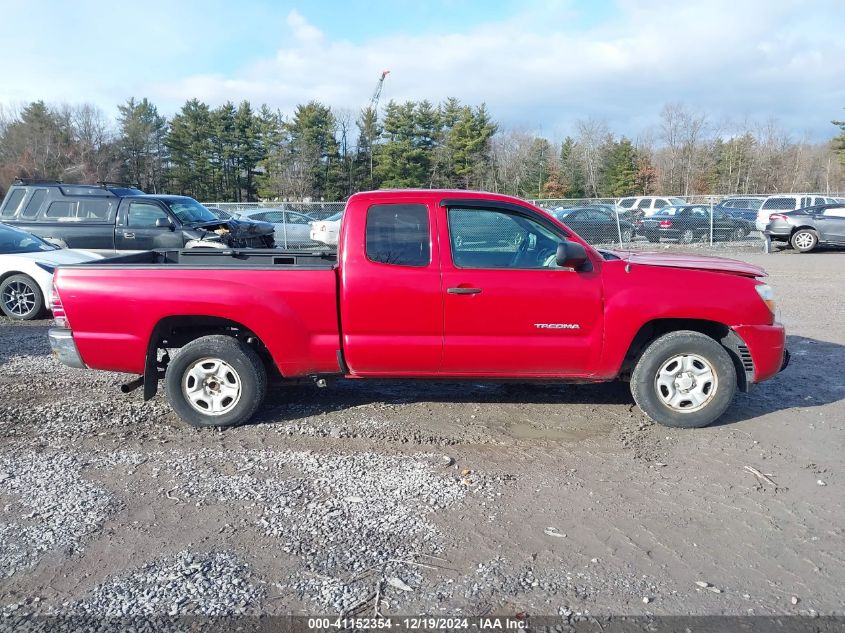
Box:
[603,137,638,196]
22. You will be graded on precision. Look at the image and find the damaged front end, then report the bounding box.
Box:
[184,220,276,249]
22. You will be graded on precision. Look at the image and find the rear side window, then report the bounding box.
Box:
[618,198,635,209]
[78,199,115,221]
[654,199,668,209]
[1,189,26,218]
[46,201,76,218]
[366,204,430,267]
[762,198,797,210]
[22,189,47,218]
[637,199,651,209]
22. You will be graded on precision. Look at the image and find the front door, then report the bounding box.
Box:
[815,206,845,243]
[439,205,604,376]
[116,201,183,251]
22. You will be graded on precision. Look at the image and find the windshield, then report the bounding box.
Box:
[164,199,217,223]
[326,211,343,222]
[0,224,57,254]
[653,208,679,217]
[669,198,686,205]
[552,209,576,219]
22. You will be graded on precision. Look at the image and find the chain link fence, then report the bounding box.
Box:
[203,194,824,252]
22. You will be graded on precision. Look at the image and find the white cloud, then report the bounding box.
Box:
[2,0,843,139]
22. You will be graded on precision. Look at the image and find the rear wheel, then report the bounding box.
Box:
[621,228,633,243]
[791,229,818,253]
[165,335,267,428]
[732,226,748,241]
[679,229,695,244]
[630,331,736,428]
[0,274,44,320]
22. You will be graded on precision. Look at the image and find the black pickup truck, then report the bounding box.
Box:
[0,180,275,253]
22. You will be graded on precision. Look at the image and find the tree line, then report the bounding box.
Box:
[1,98,843,201]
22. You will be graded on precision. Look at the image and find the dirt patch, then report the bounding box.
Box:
[0,249,843,617]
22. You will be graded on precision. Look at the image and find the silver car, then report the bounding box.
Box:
[764,203,845,252]
[236,208,315,248]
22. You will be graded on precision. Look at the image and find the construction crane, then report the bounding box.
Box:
[366,70,390,182]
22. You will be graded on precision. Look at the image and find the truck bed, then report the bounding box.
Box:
[54,248,342,378]
[63,248,338,269]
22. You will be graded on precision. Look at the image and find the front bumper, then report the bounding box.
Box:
[733,323,787,383]
[48,328,87,369]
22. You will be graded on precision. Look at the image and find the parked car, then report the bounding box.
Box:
[0,223,101,320]
[638,205,753,243]
[550,206,635,244]
[616,196,687,218]
[714,196,765,222]
[309,211,343,246]
[755,194,837,232]
[764,203,845,252]
[206,207,236,221]
[236,208,315,247]
[0,180,275,252]
[51,189,787,430]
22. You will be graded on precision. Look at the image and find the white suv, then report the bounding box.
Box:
[617,196,687,217]
[755,194,837,231]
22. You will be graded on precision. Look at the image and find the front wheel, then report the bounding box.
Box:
[791,229,818,253]
[165,335,267,428]
[630,331,736,428]
[0,274,45,320]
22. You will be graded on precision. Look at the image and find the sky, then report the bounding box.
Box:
[1,0,843,141]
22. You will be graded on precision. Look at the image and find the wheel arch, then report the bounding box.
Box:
[620,318,752,392]
[143,315,276,401]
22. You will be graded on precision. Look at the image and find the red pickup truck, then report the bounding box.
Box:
[49,190,788,429]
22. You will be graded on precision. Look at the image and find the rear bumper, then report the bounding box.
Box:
[733,323,787,383]
[48,328,87,369]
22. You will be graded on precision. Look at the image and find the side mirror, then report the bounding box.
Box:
[556,240,588,269]
[156,217,175,230]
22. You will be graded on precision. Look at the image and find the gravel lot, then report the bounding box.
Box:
[0,247,843,621]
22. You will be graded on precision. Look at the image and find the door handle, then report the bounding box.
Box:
[124,232,135,239]
[447,287,482,295]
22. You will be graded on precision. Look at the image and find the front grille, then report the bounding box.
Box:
[737,344,754,373]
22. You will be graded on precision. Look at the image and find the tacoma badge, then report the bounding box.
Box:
[534,323,580,329]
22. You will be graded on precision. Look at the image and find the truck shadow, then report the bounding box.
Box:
[256,335,843,428]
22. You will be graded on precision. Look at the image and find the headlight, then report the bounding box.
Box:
[755,283,776,314]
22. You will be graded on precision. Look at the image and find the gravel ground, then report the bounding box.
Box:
[0,247,844,621]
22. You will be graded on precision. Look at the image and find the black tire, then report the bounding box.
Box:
[630,331,737,429]
[790,229,818,253]
[646,234,659,243]
[679,228,695,244]
[732,226,749,241]
[164,335,267,428]
[0,274,45,320]
[621,229,633,243]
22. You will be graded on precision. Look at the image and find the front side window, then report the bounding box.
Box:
[365,204,430,267]
[1,189,26,217]
[637,199,651,209]
[285,212,309,225]
[127,202,168,228]
[448,208,562,270]
[45,201,76,218]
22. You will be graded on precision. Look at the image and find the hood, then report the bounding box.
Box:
[612,250,765,277]
[188,219,275,235]
[9,249,101,265]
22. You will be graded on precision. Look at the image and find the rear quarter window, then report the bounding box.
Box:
[1,189,26,218]
[366,204,430,267]
[21,189,48,218]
